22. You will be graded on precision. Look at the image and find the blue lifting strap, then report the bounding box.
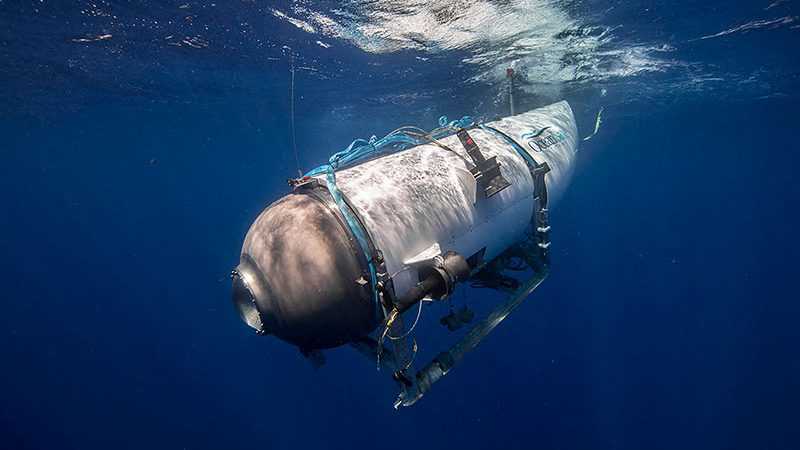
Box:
[300,115,475,319]
[322,166,382,319]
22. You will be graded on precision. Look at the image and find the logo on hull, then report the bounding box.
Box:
[523,128,566,152]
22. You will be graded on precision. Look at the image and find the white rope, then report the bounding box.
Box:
[387,298,432,341]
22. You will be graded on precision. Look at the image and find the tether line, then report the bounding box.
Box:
[290,54,301,177]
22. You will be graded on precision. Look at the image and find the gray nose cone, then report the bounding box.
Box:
[232,191,378,350]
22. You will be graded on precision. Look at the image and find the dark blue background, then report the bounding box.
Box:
[2,1,799,449]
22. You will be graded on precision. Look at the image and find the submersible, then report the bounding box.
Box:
[232,101,578,406]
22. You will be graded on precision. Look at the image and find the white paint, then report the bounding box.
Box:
[328,101,578,298]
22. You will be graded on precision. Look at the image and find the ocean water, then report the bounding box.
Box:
[2,1,799,449]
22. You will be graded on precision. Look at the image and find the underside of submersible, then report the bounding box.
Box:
[231,100,578,407]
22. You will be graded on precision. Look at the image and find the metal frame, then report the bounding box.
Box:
[352,142,553,407]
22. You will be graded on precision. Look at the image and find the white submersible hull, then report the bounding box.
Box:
[231,101,578,399]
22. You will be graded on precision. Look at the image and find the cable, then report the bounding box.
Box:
[401,339,418,371]
[387,298,432,341]
[375,298,431,369]
[388,265,414,280]
[289,54,302,177]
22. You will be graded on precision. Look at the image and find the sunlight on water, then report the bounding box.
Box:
[1,0,796,115]
[272,1,678,86]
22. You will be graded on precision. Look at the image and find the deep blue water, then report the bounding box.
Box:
[2,1,799,449]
